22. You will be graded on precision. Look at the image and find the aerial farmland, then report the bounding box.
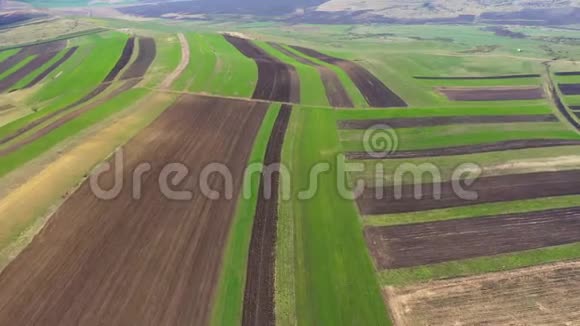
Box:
[1,0,580,325]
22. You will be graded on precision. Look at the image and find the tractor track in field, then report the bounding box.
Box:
[290,45,406,108]
[0,94,267,326]
[366,206,580,269]
[225,35,300,103]
[357,169,580,215]
[268,42,353,108]
[242,104,292,326]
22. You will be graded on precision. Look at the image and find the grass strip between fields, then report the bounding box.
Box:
[210,103,281,326]
[276,107,390,325]
[0,88,148,177]
[380,241,580,287]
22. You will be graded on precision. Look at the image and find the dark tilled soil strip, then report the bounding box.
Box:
[358,169,580,215]
[548,79,580,131]
[269,42,353,107]
[0,95,267,326]
[121,37,156,80]
[291,45,407,108]
[555,71,580,76]
[21,47,79,89]
[338,114,558,129]
[570,106,580,111]
[347,139,580,160]
[559,83,580,96]
[0,51,60,93]
[0,40,135,146]
[225,35,299,103]
[439,86,544,101]
[103,37,135,82]
[414,74,541,80]
[365,206,580,269]
[0,79,142,156]
[0,40,66,75]
[242,104,292,326]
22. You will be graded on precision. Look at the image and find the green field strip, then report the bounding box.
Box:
[555,74,580,84]
[282,45,368,107]
[0,55,37,80]
[211,103,281,326]
[349,145,580,188]
[255,41,330,107]
[365,195,580,227]
[174,33,257,98]
[339,122,580,152]
[276,107,390,325]
[0,32,129,141]
[380,241,580,287]
[0,49,18,64]
[9,49,68,90]
[142,34,181,88]
[565,95,580,106]
[335,103,552,120]
[0,88,148,177]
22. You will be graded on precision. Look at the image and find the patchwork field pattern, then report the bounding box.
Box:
[0,95,267,326]
[21,46,79,89]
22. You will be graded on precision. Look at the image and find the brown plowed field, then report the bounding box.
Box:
[121,37,156,80]
[414,74,541,80]
[386,260,580,325]
[242,104,292,326]
[0,79,142,156]
[0,51,60,92]
[570,106,580,111]
[291,45,407,108]
[339,114,558,129]
[365,206,580,269]
[346,138,580,160]
[224,35,300,103]
[555,71,580,76]
[0,104,13,111]
[438,86,544,101]
[0,40,66,75]
[357,169,580,215]
[22,47,79,89]
[269,42,353,107]
[0,94,267,326]
[103,37,135,82]
[559,83,580,95]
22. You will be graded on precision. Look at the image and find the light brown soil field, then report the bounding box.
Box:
[121,37,156,80]
[338,114,558,129]
[0,78,142,156]
[0,94,267,326]
[365,206,580,269]
[291,45,407,108]
[0,51,60,92]
[0,104,13,112]
[21,47,79,89]
[243,104,292,326]
[268,42,353,107]
[438,86,544,101]
[357,169,580,215]
[386,260,580,325]
[347,139,580,160]
[225,35,300,103]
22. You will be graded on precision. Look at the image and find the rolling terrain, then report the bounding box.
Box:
[1,10,580,326]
